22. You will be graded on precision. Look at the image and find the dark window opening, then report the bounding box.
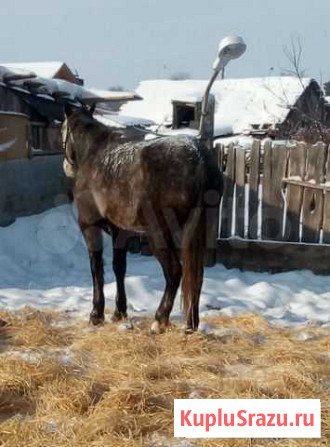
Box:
[31,124,43,149]
[174,105,195,128]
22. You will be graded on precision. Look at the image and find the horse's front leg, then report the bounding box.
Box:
[80,223,105,325]
[111,226,128,322]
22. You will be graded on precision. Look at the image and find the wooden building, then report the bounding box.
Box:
[0,62,141,225]
[0,84,64,153]
[0,62,141,157]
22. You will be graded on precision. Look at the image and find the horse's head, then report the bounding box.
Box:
[62,103,95,178]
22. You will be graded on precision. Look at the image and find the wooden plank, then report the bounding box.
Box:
[271,145,289,239]
[216,238,330,275]
[215,143,224,173]
[262,142,287,240]
[248,140,261,239]
[283,178,330,192]
[284,142,307,241]
[323,145,330,243]
[220,144,235,238]
[261,140,272,239]
[301,142,326,243]
[235,148,246,238]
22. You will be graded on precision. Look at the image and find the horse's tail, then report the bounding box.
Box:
[181,165,206,331]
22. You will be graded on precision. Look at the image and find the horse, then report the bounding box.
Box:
[62,105,222,333]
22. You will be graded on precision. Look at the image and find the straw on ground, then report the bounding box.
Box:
[0,308,329,447]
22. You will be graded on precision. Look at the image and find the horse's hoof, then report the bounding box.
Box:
[111,311,128,323]
[150,321,161,334]
[89,313,105,326]
[150,320,168,335]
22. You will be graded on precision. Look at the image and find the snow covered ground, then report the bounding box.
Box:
[0,204,330,328]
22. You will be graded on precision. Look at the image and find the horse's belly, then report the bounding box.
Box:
[92,189,146,232]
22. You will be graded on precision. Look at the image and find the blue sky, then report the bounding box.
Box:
[0,0,329,89]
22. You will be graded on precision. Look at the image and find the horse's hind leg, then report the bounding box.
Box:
[79,222,105,325]
[111,226,128,322]
[148,237,182,334]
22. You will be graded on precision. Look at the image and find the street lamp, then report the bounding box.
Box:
[199,35,247,136]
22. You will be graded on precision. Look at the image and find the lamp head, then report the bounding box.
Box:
[213,35,247,72]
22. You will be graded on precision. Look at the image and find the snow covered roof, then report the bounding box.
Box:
[80,88,141,104]
[1,62,68,79]
[0,63,141,106]
[120,77,314,137]
[95,110,154,129]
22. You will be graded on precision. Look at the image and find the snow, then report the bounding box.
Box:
[0,63,140,106]
[81,88,141,102]
[151,128,200,137]
[0,110,28,118]
[1,62,65,80]
[213,135,254,149]
[95,111,154,129]
[0,349,43,364]
[0,138,16,152]
[23,76,139,104]
[0,65,36,81]
[0,346,74,367]
[1,204,330,328]
[120,77,312,137]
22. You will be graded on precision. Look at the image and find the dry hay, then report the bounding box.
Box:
[0,307,329,447]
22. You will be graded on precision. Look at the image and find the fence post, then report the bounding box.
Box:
[235,147,246,238]
[284,142,307,241]
[248,140,261,240]
[301,142,326,243]
[220,144,236,239]
[262,141,287,240]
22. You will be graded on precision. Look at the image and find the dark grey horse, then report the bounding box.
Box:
[62,106,222,333]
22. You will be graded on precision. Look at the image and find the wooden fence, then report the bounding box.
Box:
[138,139,330,274]
[215,140,330,274]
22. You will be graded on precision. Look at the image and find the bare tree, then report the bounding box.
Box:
[273,36,330,144]
[282,36,306,85]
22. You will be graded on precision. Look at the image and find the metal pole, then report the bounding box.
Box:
[198,68,223,137]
